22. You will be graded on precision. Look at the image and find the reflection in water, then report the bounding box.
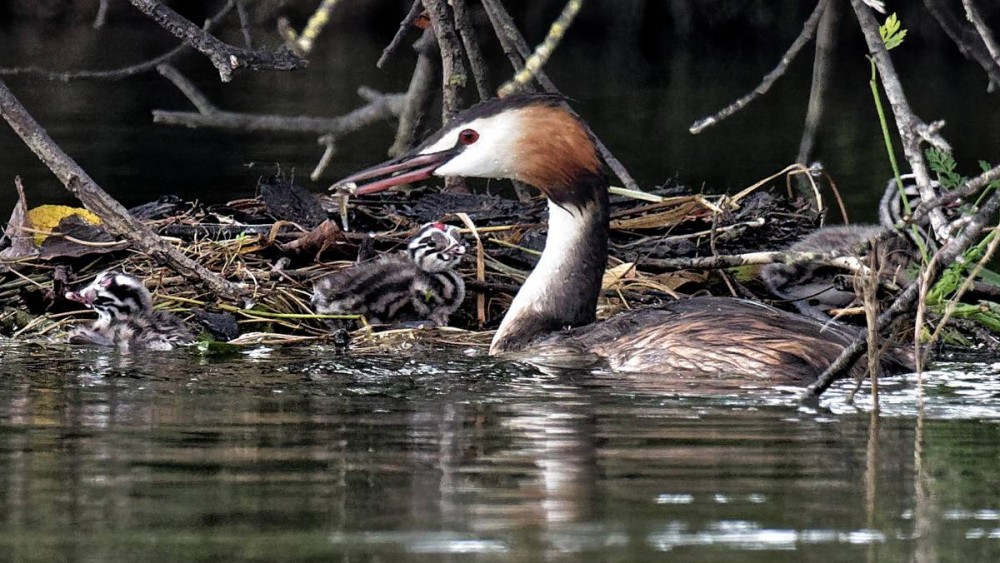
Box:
[1,342,1000,560]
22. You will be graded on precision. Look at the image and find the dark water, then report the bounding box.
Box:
[2,12,1000,562]
[1,342,999,561]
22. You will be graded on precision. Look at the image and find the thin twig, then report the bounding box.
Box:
[153,68,404,134]
[377,0,425,70]
[479,0,640,192]
[642,249,878,280]
[961,0,1000,68]
[93,0,110,29]
[0,1,235,81]
[452,0,492,100]
[497,0,583,97]
[909,165,1000,228]
[924,0,1000,91]
[389,28,439,157]
[282,0,342,56]
[423,0,469,194]
[157,64,215,113]
[423,0,467,121]
[234,0,254,49]
[796,0,837,167]
[690,0,828,135]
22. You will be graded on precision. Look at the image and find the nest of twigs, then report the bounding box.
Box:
[0,169,835,349]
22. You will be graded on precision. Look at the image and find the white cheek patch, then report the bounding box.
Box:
[418,113,524,180]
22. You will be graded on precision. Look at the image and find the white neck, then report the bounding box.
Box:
[490,198,607,354]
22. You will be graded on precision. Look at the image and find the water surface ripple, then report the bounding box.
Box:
[0,342,998,561]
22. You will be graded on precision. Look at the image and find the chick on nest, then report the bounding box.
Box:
[65,271,193,351]
[311,222,467,327]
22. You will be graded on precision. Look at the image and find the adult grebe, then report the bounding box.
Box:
[333,94,910,382]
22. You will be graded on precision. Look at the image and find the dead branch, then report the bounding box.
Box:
[423,0,467,121]
[0,1,234,81]
[126,0,305,82]
[641,249,878,280]
[389,28,440,157]
[796,0,838,166]
[961,0,1000,69]
[690,0,829,135]
[377,0,424,70]
[234,0,254,49]
[278,0,341,56]
[479,0,640,192]
[497,0,583,97]
[452,0,492,101]
[924,0,1000,91]
[0,77,243,299]
[152,64,403,134]
[908,164,1000,228]
[850,0,952,242]
[423,0,470,193]
[94,0,110,28]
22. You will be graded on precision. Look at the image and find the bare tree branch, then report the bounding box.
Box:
[377,0,424,70]
[796,0,838,166]
[153,64,403,134]
[389,29,440,157]
[690,0,829,135]
[0,1,235,81]
[452,0,492,101]
[924,0,1000,91]
[423,0,469,193]
[422,0,467,121]
[0,77,243,299]
[126,0,305,82]
[642,249,876,278]
[850,0,952,242]
[962,0,1000,68]
[479,0,640,192]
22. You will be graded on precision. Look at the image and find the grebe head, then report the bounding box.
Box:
[65,271,154,323]
[408,222,466,273]
[334,94,605,207]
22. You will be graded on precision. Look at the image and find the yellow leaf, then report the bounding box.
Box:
[25,205,101,246]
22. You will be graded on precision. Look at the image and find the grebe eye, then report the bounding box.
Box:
[458,129,479,145]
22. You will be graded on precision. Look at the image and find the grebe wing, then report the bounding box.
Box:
[536,297,910,382]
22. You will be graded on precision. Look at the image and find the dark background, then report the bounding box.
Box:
[0,0,997,222]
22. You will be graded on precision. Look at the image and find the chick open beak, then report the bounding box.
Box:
[330,148,458,196]
[65,289,94,306]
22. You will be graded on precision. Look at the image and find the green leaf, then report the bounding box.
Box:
[926,147,965,189]
[976,268,1000,286]
[880,13,907,50]
[979,160,1000,190]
